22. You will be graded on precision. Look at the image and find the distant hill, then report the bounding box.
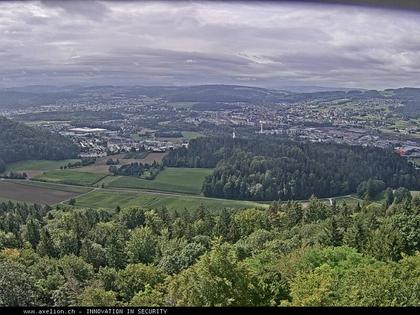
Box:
[0,90,78,109]
[385,87,420,118]
[0,116,79,166]
[275,85,365,93]
[1,85,420,116]
[118,84,289,103]
[0,84,289,108]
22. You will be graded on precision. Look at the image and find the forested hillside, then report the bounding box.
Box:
[164,137,420,200]
[0,192,419,306]
[0,116,79,171]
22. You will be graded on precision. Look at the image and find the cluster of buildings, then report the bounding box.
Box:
[58,125,184,158]
[5,86,418,163]
[200,99,419,154]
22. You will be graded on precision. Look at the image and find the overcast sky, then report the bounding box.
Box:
[1,1,420,90]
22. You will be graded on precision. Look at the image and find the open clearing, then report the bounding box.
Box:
[70,189,267,212]
[0,180,90,204]
[33,170,106,186]
[106,167,213,194]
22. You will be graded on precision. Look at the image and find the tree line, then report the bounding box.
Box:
[109,161,163,180]
[61,158,96,170]
[0,189,419,306]
[164,136,420,201]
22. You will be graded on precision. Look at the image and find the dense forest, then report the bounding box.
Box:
[0,191,419,306]
[0,116,79,171]
[164,137,420,200]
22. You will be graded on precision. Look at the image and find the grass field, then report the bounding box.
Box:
[325,195,362,206]
[106,167,213,194]
[11,180,91,193]
[70,189,267,212]
[95,176,120,187]
[181,131,203,140]
[33,170,107,186]
[0,180,91,205]
[5,159,80,172]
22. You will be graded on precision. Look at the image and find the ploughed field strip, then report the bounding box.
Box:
[0,180,91,205]
[33,170,107,186]
[8,179,91,193]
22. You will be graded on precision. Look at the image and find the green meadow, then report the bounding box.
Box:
[106,167,213,194]
[69,189,268,212]
[5,159,80,172]
[181,131,204,140]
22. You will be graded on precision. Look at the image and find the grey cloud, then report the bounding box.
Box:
[40,0,109,21]
[0,1,419,89]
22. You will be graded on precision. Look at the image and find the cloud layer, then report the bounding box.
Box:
[1,1,420,89]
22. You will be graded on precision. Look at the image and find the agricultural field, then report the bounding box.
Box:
[181,131,203,140]
[106,167,213,194]
[4,159,81,178]
[33,170,106,186]
[0,180,90,205]
[137,152,168,163]
[11,180,91,193]
[122,151,149,159]
[69,189,268,212]
[95,176,121,187]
